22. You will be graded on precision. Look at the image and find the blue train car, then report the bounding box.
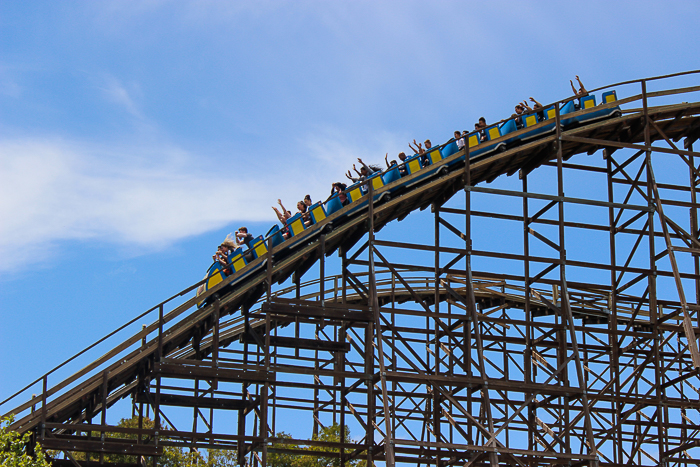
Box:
[250,235,268,259]
[309,201,327,224]
[382,165,402,185]
[196,246,258,307]
[345,182,365,203]
[470,124,507,156]
[516,106,556,142]
[266,224,285,248]
[498,119,520,146]
[440,141,459,158]
[484,124,502,142]
[445,132,493,162]
[325,193,344,215]
[426,148,443,165]
[405,154,423,175]
[287,212,306,237]
[572,91,622,124]
[559,100,578,126]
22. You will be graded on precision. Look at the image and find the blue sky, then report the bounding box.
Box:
[1,0,700,434]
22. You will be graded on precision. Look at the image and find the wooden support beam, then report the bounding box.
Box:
[239,333,351,352]
[263,299,372,322]
[135,392,257,411]
[41,438,162,457]
[52,460,143,467]
[154,361,274,383]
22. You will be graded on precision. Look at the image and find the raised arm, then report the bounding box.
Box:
[272,206,284,223]
[277,198,288,215]
[408,139,422,154]
[570,79,577,95]
[385,153,390,168]
[576,75,587,95]
[529,97,543,109]
[357,157,371,173]
[352,164,362,176]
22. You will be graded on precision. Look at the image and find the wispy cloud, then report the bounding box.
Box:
[0,138,263,273]
[97,75,144,119]
[0,128,403,274]
[299,125,410,177]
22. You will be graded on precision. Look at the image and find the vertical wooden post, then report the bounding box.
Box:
[367,182,395,466]
[40,376,47,442]
[464,137,474,447]
[555,100,598,464]
[604,148,623,464]
[320,234,326,306]
[433,203,441,467]
[155,304,163,454]
[261,304,271,467]
[100,369,108,464]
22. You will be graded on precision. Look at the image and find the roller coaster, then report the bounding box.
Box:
[3,71,700,467]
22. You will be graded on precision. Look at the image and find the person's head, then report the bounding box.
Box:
[479,117,486,126]
[222,233,237,251]
[390,160,397,166]
[238,226,248,233]
[515,104,524,114]
[462,130,468,137]
[398,152,406,161]
[297,201,307,212]
[474,123,479,130]
[304,194,312,206]
[360,166,368,176]
[454,131,461,139]
[424,139,432,149]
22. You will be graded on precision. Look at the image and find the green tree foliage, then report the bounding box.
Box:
[268,423,364,467]
[267,432,298,467]
[0,416,51,467]
[63,416,212,467]
[31,415,365,467]
[204,449,238,467]
[56,416,241,467]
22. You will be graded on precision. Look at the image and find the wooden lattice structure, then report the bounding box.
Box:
[3,72,700,467]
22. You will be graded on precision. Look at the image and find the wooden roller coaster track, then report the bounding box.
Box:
[4,71,700,467]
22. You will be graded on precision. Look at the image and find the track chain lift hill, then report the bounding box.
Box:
[3,71,700,467]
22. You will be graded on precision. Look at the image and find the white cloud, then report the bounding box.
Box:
[299,125,410,178]
[0,138,271,273]
[0,128,403,274]
[97,75,144,119]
